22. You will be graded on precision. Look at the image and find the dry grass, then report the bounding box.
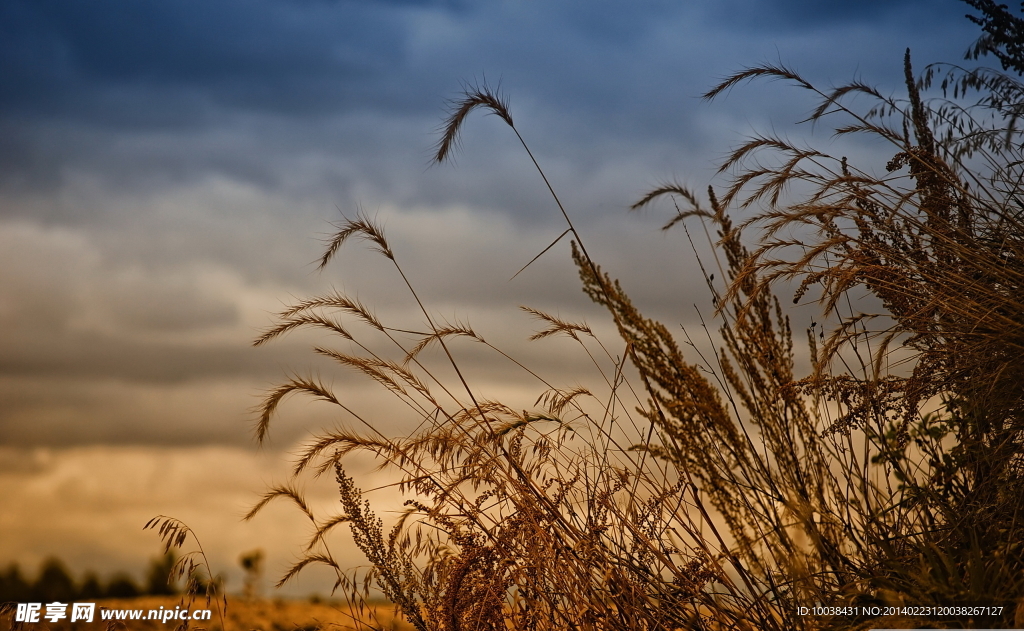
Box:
[246,51,1024,631]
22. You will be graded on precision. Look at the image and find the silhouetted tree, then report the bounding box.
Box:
[239,549,264,600]
[0,564,31,603]
[31,558,75,602]
[964,0,1024,73]
[77,572,103,600]
[145,553,178,596]
[105,573,140,599]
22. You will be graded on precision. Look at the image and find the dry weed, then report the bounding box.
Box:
[249,48,1024,631]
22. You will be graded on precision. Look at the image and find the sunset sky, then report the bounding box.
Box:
[0,0,982,596]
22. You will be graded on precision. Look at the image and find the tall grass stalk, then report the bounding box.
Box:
[250,52,1023,631]
[144,517,228,631]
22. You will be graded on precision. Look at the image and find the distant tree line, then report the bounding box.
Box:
[0,555,178,603]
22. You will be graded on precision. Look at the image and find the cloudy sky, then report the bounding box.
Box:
[0,0,983,597]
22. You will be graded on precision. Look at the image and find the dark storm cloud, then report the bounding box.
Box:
[713,0,956,30]
[0,0,677,122]
[0,0,685,150]
[0,0,980,130]
[0,0,416,119]
[0,0,980,212]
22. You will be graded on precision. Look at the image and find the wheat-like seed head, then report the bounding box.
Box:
[434,84,514,164]
[319,213,394,270]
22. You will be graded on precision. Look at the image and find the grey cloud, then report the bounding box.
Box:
[710,0,956,30]
[0,0,409,116]
[0,0,990,453]
[0,0,979,223]
[107,290,238,333]
[0,331,267,383]
[0,447,53,474]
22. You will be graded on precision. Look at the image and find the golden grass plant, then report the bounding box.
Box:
[250,49,1024,631]
[144,517,228,631]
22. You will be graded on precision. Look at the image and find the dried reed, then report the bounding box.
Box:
[248,48,1024,631]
